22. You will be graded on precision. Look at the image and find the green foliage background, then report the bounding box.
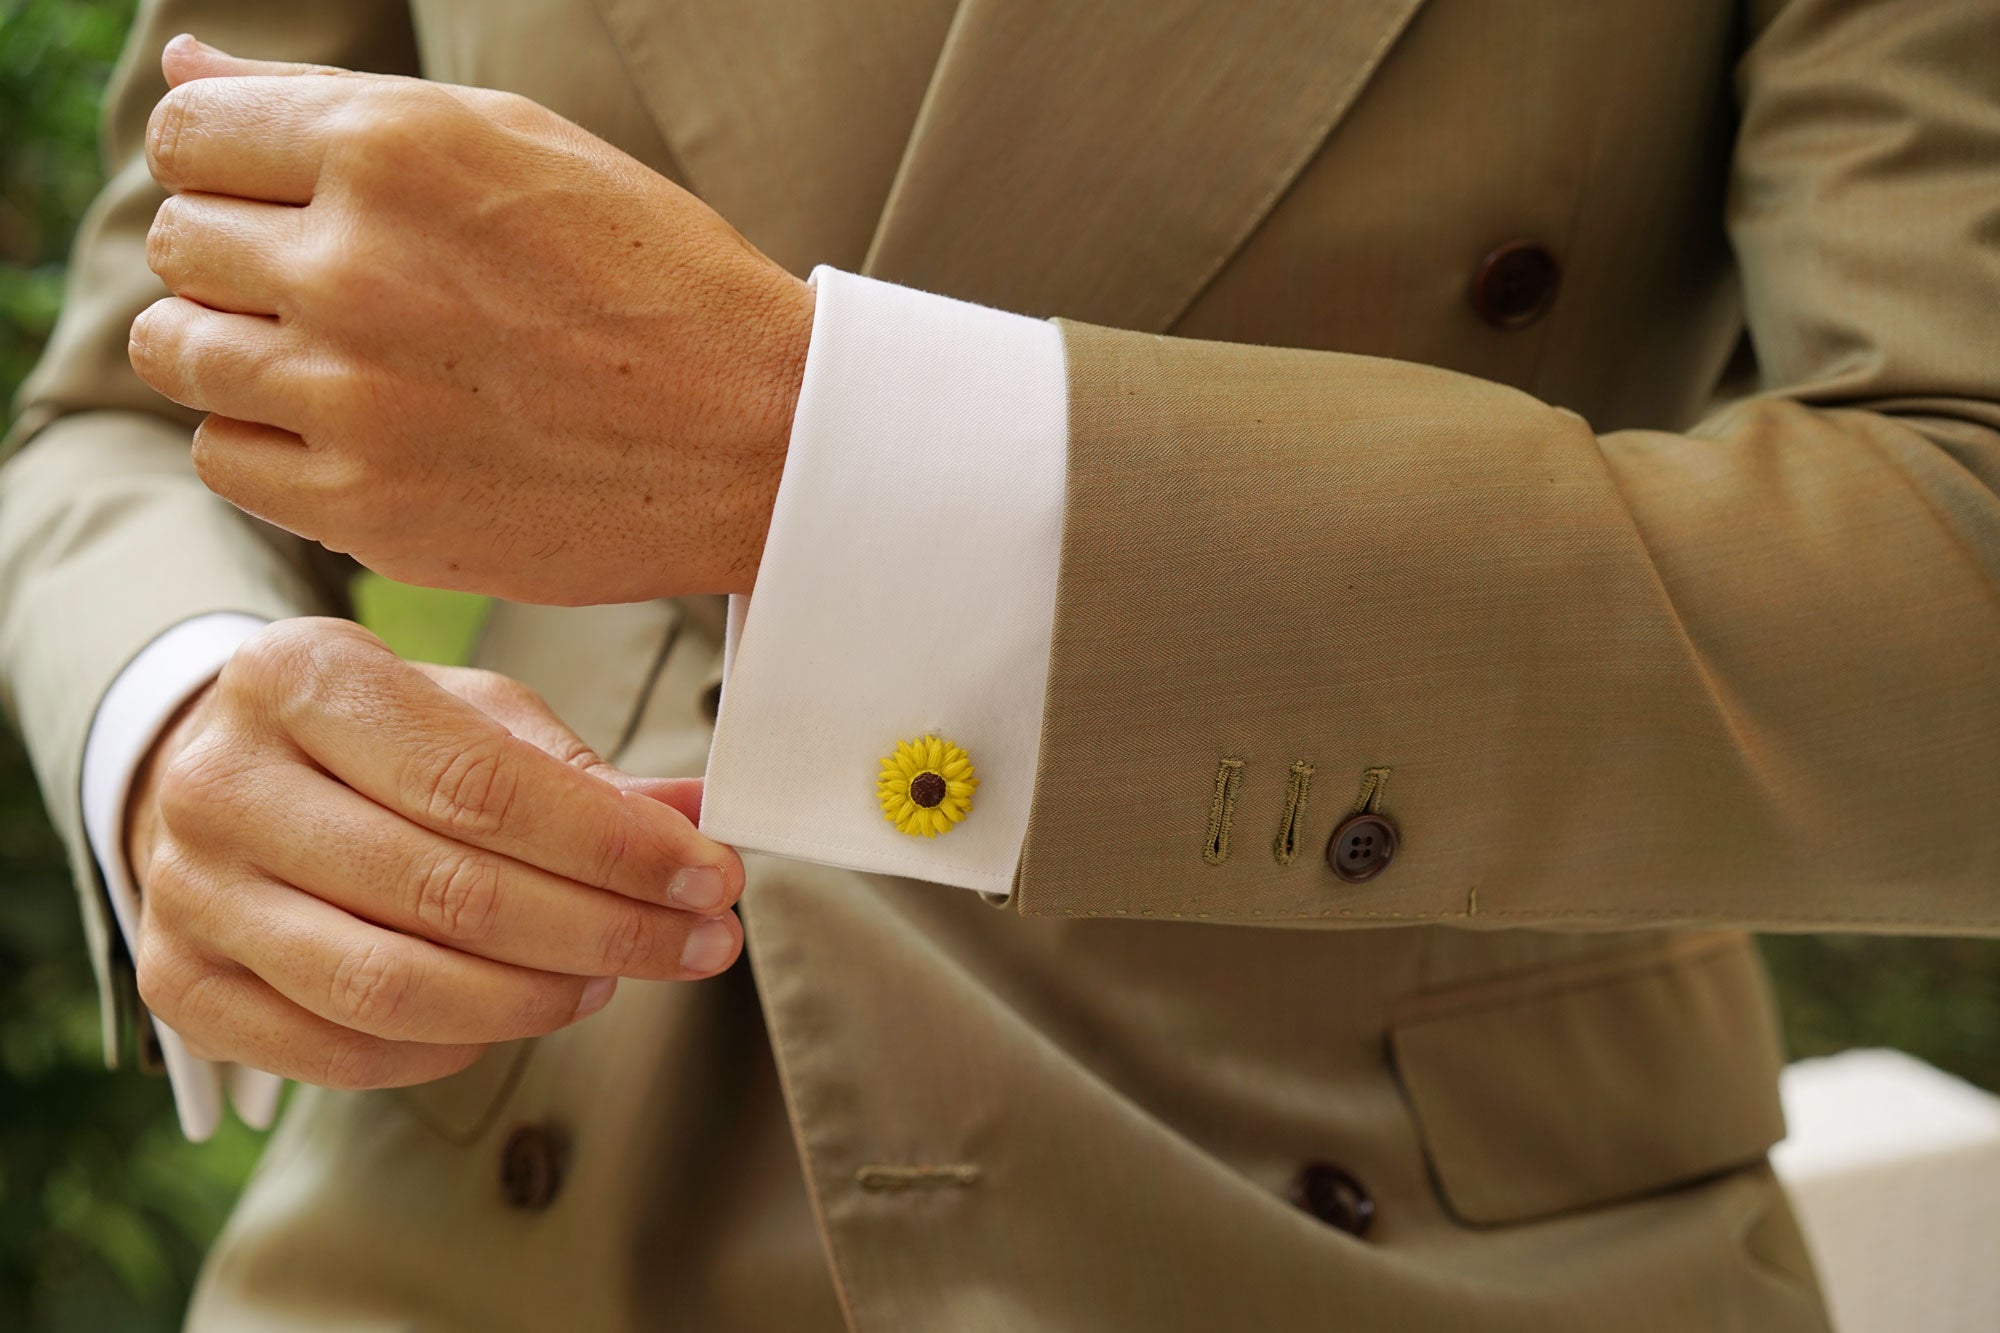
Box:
[0,1,1994,1328]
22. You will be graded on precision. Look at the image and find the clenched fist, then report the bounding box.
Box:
[127,618,745,1090]
[130,35,813,606]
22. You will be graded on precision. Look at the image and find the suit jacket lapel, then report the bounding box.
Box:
[595,0,1429,331]
[588,0,960,276]
[862,0,1430,329]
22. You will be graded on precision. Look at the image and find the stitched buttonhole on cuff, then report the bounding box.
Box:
[1274,761,1316,865]
[1203,758,1245,866]
[1353,765,1392,815]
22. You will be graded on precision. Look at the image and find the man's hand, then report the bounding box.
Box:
[129,35,813,606]
[125,618,745,1091]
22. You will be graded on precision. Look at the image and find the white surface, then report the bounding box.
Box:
[703,267,1068,895]
[80,611,283,1141]
[1775,1049,2000,1333]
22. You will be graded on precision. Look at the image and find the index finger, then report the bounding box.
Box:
[147,73,361,203]
[232,621,741,906]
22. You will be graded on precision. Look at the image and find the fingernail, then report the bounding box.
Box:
[575,976,617,1019]
[668,865,728,912]
[679,917,738,975]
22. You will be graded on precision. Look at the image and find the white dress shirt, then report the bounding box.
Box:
[702,268,1067,895]
[80,611,280,1139]
[78,268,1069,1139]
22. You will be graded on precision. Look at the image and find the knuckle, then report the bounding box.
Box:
[220,627,290,694]
[178,1029,227,1063]
[330,85,444,179]
[308,246,401,336]
[133,844,193,923]
[187,418,239,497]
[291,355,355,423]
[593,902,653,976]
[127,297,184,380]
[146,86,199,185]
[326,88,388,145]
[497,677,570,739]
[138,866,203,937]
[478,89,541,131]
[308,453,381,529]
[474,669,537,709]
[253,620,380,727]
[223,621,322,706]
[154,738,240,839]
[413,737,520,837]
[328,939,416,1034]
[584,809,638,892]
[290,241,351,312]
[565,746,609,779]
[145,196,182,280]
[315,1033,393,1091]
[517,980,579,1035]
[548,730,602,773]
[133,932,194,1020]
[166,968,235,1049]
[412,849,502,943]
[135,933,239,1056]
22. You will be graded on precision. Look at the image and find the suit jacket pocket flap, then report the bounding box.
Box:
[1388,934,1788,1227]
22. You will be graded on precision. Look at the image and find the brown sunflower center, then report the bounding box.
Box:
[909,771,948,808]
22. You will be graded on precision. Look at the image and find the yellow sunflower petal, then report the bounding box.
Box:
[879,734,978,836]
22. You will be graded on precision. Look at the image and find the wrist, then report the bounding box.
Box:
[724,273,814,595]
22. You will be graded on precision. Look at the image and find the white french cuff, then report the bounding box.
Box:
[702,267,1069,895]
[80,611,284,1141]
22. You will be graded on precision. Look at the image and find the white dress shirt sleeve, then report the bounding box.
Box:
[80,611,283,1142]
[701,267,1069,896]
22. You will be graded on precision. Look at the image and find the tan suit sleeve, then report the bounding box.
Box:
[0,1,419,1066]
[1017,0,2000,934]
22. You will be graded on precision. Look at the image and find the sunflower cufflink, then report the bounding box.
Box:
[878,735,977,837]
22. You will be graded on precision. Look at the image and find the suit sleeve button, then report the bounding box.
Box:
[1326,812,1398,883]
[1289,1162,1376,1238]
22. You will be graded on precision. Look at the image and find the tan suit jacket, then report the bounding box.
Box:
[7,0,1998,1327]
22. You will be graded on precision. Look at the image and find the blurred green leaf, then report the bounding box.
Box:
[351,571,491,665]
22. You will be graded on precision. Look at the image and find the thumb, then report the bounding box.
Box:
[612,776,706,827]
[161,33,359,88]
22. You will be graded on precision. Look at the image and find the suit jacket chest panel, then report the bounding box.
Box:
[406,0,684,182]
[1179,0,1745,430]
[408,0,960,274]
[406,0,1745,434]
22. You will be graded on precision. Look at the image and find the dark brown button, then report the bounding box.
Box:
[1472,240,1560,329]
[1289,1162,1376,1238]
[1326,811,1397,883]
[500,1124,567,1211]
